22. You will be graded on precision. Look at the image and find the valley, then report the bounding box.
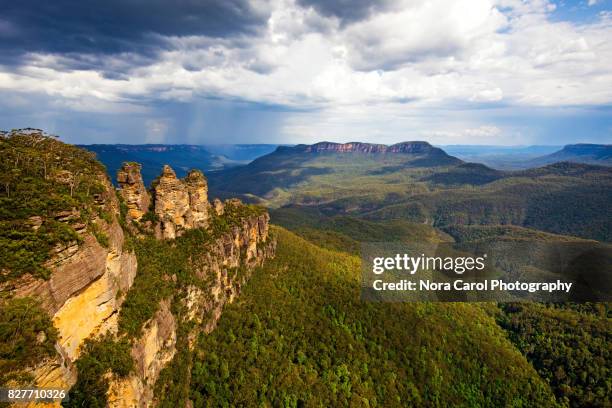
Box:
[1,131,610,407]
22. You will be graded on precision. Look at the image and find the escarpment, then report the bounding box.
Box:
[104,164,274,407]
[1,131,275,408]
[0,130,137,401]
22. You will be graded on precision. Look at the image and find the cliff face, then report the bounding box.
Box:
[291,141,439,154]
[1,132,275,408]
[108,207,274,407]
[106,163,274,407]
[108,299,176,408]
[117,162,150,222]
[154,166,210,239]
[2,173,137,398]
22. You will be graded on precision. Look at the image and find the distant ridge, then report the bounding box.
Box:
[279,141,441,154]
[527,143,611,167]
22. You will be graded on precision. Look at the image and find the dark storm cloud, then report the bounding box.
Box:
[0,0,270,73]
[297,0,395,25]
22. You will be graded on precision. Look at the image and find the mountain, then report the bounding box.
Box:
[441,145,562,169]
[526,144,612,168]
[80,144,245,185]
[441,144,612,170]
[209,142,612,242]
[2,130,611,407]
[208,141,463,207]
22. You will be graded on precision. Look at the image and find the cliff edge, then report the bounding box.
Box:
[0,129,275,408]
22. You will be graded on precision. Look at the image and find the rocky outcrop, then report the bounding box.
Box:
[108,211,275,408]
[184,169,210,230]
[117,162,150,222]
[2,175,137,401]
[153,166,210,239]
[1,133,275,408]
[293,141,436,154]
[279,141,457,157]
[189,212,274,333]
[108,299,176,408]
[154,165,191,239]
[212,198,224,216]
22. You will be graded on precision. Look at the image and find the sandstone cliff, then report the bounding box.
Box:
[292,141,440,154]
[1,171,137,404]
[117,162,150,222]
[153,166,210,239]
[1,132,275,408]
[107,163,274,407]
[107,206,275,407]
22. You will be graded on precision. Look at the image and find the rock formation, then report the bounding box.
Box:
[2,174,137,400]
[108,211,275,407]
[1,132,274,408]
[285,141,450,155]
[152,165,210,239]
[184,169,210,230]
[153,165,190,239]
[117,162,150,222]
[212,198,224,216]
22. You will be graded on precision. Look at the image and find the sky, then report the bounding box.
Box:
[0,0,611,145]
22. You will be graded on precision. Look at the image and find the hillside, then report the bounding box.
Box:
[441,145,561,167]
[526,144,612,168]
[185,227,560,407]
[208,141,462,207]
[441,144,611,170]
[81,144,244,185]
[202,144,282,162]
[1,131,610,407]
[209,142,612,242]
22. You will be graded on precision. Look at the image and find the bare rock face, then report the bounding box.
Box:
[212,198,224,216]
[117,162,150,222]
[184,169,209,230]
[154,165,190,239]
[4,175,138,395]
[154,165,211,239]
[108,299,176,408]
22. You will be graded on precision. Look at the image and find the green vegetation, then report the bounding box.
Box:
[155,312,194,408]
[444,224,594,243]
[497,303,611,407]
[65,200,268,406]
[210,146,612,242]
[0,297,58,385]
[2,135,609,407]
[271,206,451,248]
[119,202,266,338]
[189,227,558,407]
[65,335,134,408]
[0,132,109,281]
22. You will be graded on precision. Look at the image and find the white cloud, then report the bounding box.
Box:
[0,0,611,116]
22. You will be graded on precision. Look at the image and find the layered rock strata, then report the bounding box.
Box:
[2,175,137,404]
[117,162,150,222]
[108,212,275,408]
[153,166,210,239]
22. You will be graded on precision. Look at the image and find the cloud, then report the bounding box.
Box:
[0,0,611,145]
[0,0,271,74]
[296,0,396,25]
